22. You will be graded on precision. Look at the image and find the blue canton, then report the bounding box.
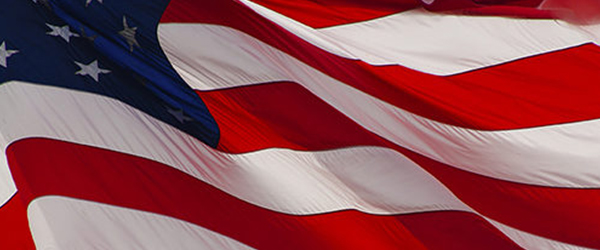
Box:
[0,0,220,147]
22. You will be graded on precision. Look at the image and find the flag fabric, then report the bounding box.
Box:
[1,0,600,249]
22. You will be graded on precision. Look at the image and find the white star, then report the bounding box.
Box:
[74,60,111,82]
[0,41,19,68]
[167,108,194,123]
[85,0,103,7]
[46,24,79,43]
[119,16,140,52]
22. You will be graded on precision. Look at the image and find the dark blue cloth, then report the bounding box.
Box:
[0,0,220,147]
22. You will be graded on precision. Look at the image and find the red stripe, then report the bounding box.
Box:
[249,0,419,28]
[398,211,520,249]
[0,194,35,250]
[539,0,600,24]
[200,81,600,248]
[197,82,388,153]
[161,0,600,130]
[461,6,553,18]
[245,0,550,28]
[468,0,542,7]
[422,0,546,12]
[6,138,521,250]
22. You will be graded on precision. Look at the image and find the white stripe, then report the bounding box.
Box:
[158,23,600,188]
[0,81,467,215]
[0,133,14,208]
[240,0,598,75]
[28,196,254,250]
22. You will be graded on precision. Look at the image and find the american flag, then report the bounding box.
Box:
[1,0,600,249]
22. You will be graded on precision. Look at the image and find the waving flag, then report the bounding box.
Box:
[1,0,600,249]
